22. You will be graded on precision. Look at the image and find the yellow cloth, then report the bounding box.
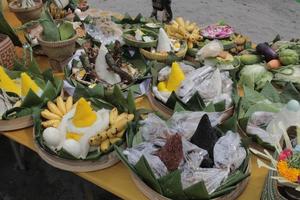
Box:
[0,66,21,96]
[21,73,42,97]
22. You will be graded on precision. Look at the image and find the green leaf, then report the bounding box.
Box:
[174,102,186,112]
[127,89,136,114]
[183,181,210,200]
[59,22,75,41]
[41,81,57,101]
[214,100,226,112]
[204,102,215,112]
[39,10,60,42]
[114,145,137,174]
[166,92,184,110]
[280,82,300,103]
[135,156,162,194]
[218,113,237,133]
[260,82,281,103]
[186,92,205,111]
[132,130,143,146]
[158,170,187,200]
[21,90,43,107]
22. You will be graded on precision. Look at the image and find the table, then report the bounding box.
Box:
[1,1,268,199]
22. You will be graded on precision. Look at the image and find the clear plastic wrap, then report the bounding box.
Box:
[182,139,208,170]
[139,113,169,141]
[181,167,229,193]
[168,111,223,140]
[246,111,276,144]
[196,40,224,60]
[213,131,246,171]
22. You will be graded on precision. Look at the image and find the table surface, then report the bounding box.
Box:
[2,1,268,199]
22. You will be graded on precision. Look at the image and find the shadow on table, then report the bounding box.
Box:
[0,135,121,200]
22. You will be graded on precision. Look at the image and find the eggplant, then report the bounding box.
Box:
[256,43,278,62]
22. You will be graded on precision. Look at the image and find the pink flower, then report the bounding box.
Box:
[279,149,293,161]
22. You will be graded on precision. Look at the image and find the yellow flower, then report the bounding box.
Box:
[277,160,300,182]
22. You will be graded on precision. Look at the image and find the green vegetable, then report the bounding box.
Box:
[279,49,299,65]
[238,64,273,90]
[240,54,261,65]
[40,10,60,42]
[59,22,75,40]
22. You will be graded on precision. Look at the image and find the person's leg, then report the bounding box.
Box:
[163,0,172,22]
[150,8,158,19]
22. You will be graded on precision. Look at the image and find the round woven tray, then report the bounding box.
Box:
[131,161,251,200]
[33,129,120,172]
[146,89,234,121]
[123,29,158,48]
[0,115,33,132]
[0,34,16,69]
[140,41,188,62]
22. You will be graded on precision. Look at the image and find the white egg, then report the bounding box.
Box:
[63,139,82,158]
[43,127,62,148]
[287,100,300,112]
[74,8,81,15]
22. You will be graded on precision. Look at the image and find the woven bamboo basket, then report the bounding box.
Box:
[8,0,43,24]
[131,160,251,200]
[33,132,121,172]
[123,29,158,48]
[0,34,16,69]
[140,41,188,62]
[0,115,33,132]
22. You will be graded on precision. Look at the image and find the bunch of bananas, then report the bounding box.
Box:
[89,108,134,152]
[49,3,72,20]
[229,34,251,54]
[165,17,202,49]
[41,96,73,128]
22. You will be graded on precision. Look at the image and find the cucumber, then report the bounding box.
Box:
[240,54,262,65]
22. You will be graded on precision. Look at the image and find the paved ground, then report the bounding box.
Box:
[89,0,300,43]
[0,136,120,200]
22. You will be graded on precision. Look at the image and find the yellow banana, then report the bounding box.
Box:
[109,108,118,125]
[41,119,60,128]
[100,139,110,152]
[56,96,67,115]
[89,131,108,146]
[65,96,73,112]
[116,129,126,138]
[47,101,63,117]
[41,109,61,120]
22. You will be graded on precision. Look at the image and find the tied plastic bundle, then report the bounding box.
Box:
[196,40,223,61]
[213,131,246,171]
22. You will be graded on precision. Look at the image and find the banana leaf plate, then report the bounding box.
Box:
[123,28,158,48]
[33,85,140,172]
[130,161,251,200]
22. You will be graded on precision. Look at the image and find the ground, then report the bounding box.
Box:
[89,0,300,43]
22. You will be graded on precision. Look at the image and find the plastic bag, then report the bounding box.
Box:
[181,167,229,193]
[213,131,246,171]
[168,111,223,140]
[139,113,170,141]
[123,141,168,178]
[196,40,223,60]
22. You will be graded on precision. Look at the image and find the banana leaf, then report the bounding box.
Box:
[135,156,163,194]
[2,60,63,120]
[0,1,22,46]
[158,170,188,200]
[112,13,145,25]
[184,181,209,200]
[59,21,75,41]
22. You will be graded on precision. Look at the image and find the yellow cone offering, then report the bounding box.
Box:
[72,98,97,128]
[157,81,168,92]
[21,73,42,97]
[166,62,185,91]
[0,66,21,96]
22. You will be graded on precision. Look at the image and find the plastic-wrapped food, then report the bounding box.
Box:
[196,40,223,60]
[190,114,220,161]
[246,111,276,144]
[168,111,223,140]
[123,140,168,178]
[181,167,229,193]
[158,63,195,82]
[213,131,246,171]
[182,138,208,170]
[139,113,169,141]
